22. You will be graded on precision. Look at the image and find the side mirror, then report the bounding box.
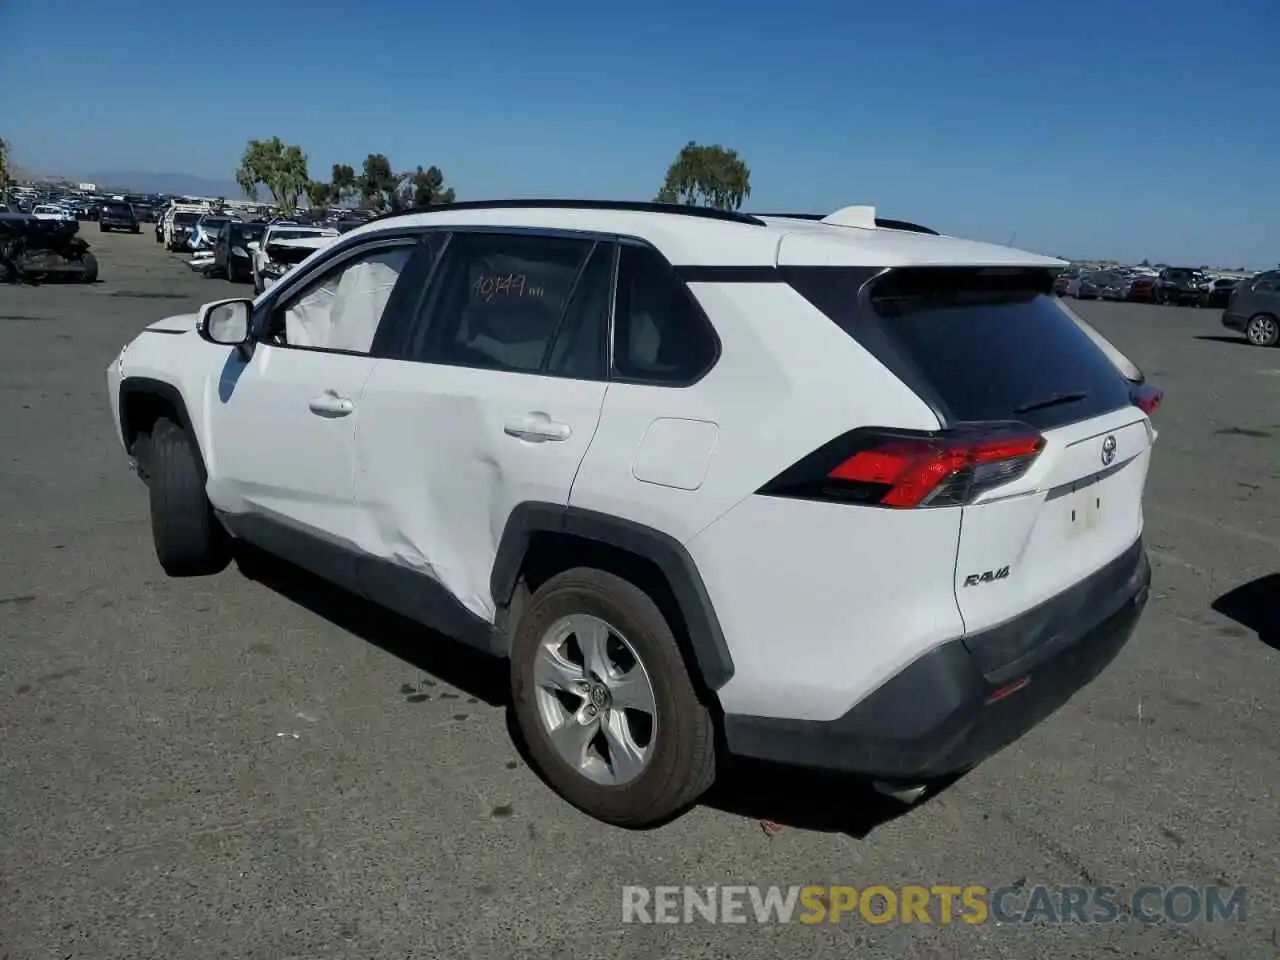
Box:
[197,299,254,347]
[246,240,260,252]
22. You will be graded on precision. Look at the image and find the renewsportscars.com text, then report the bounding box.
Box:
[621,884,1247,925]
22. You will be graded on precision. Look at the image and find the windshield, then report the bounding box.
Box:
[174,213,200,225]
[199,218,230,231]
[1166,268,1194,280]
[233,224,266,242]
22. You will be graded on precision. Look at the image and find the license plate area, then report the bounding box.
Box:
[1064,473,1105,539]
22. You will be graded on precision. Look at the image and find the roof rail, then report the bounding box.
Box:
[364,199,767,227]
[752,211,939,236]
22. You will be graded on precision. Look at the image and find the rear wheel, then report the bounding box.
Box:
[1245,313,1279,347]
[100,224,109,233]
[510,568,716,827]
[78,252,98,283]
[146,417,231,576]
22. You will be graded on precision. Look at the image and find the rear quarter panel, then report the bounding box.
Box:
[568,280,940,543]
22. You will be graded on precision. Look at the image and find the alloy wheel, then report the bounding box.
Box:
[532,613,658,786]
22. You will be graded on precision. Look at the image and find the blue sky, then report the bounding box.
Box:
[3,0,1276,267]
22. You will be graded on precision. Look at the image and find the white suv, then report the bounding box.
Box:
[106,200,1159,826]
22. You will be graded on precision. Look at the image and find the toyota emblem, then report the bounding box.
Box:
[1101,435,1117,466]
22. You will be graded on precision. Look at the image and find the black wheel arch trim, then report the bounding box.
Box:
[118,376,206,478]
[491,502,735,690]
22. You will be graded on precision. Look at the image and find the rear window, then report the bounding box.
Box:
[103,203,132,215]
[785,266,1134,431]
[174,213,199,225]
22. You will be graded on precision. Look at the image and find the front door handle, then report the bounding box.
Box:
[504,413,571,442]
[308,391,354,417]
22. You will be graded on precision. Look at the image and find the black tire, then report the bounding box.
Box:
[147,417,231,576]
[99,224,109,233]
[131,225,140,234]
[510,567,716,827]
[79,252,98,283]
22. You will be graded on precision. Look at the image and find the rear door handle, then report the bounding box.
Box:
[308,391,354,417]
[504,413,571,442]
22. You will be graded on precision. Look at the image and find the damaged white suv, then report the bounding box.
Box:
[107,200,1160,826]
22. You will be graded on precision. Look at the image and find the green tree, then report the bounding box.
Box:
[654,141,751,210]
[405,165,456,207]
[330,163,356,204]
[235,137,310,214]
[306,180,331,213]
[358,153,399,211]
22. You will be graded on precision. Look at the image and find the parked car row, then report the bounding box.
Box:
[1053,264,1244,309]
[5,186,166,224]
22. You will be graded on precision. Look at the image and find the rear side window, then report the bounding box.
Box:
[786,266,1133,431]
[613,244,718,384]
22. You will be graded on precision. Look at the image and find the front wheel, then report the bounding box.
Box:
[78,252,98,283]
[99,225,109,233]
[510,568,717,827]
[1245,313,1279,347]
[146,417,231,576]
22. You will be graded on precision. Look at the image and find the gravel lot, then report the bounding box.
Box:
[2,229,1277,959]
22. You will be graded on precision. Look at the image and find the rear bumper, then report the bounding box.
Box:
[1222,311,1246,332]
[723,539,1150,780]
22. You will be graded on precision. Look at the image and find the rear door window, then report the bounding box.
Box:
[785,266,1134,430]
[405,231,606,376]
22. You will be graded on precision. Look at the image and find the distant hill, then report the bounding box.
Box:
[82,171,248,199]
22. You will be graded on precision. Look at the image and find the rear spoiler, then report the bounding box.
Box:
[752,209,939,236]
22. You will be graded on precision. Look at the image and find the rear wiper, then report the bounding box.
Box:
[1013,390,1090,414]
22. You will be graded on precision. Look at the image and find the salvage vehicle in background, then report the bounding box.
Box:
[31,203,76,223]
[99,201,141,233]
[1076,271,1106,299]
[1221,270,1280,347]
[0,212,99,283]
[210,221,266,282]
[163,203,212,251]
[250,223,339,293]
[1156,267,1207,305]
[1126,276,1158,303]
[1099,272,1131,301]
[1200,276,1238,309]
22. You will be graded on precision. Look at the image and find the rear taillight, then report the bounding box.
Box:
[760,425,1045,509]
[1132,384,1162,416]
